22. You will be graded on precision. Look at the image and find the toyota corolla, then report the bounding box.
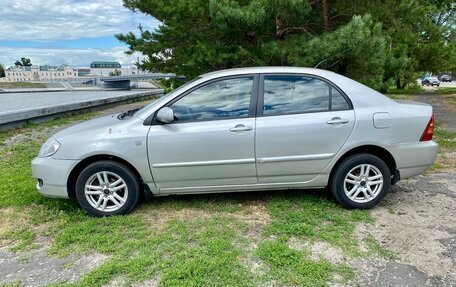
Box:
[32,67,438,216]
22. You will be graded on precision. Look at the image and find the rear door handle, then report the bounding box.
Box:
[230,124,253,132]
[326,117,349,125]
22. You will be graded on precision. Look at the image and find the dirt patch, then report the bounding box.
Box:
[0,208,16,235]
[132,276,160,287]
[0,247,108,286]
[234,200,271,277]
[138,205,215,230]
[288,237,345,264]
[234,199,271,239]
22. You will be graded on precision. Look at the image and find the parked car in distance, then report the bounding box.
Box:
[32,67,438,216]
[438,74,452,82]
[421,77,440,86]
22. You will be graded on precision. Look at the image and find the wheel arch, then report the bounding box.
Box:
[330,145,397,183]
[67,154,144,199]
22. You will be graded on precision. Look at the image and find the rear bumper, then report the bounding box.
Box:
[31,156,80,199]
[389,140,438,179]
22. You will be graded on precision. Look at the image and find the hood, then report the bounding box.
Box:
[53,114,120,140]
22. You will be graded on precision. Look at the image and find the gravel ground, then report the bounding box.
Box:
[354,171,456,286]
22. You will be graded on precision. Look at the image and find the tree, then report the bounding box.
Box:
[0,64,5,78]
[109,69,122,76]
[14,57,32,67]
[117,0,455,90]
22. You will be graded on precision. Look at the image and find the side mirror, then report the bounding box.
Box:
[156,107,174,123]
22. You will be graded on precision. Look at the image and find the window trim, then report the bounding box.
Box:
[147,74,260,125]
[257,73,353,117]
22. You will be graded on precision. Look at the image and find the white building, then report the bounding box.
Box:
[0,65,77,82]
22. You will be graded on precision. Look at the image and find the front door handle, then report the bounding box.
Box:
[326,117,349,125]
[230,124,253,132]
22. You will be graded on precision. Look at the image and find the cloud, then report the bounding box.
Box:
[0,0,159,41]
[0,46,146,68]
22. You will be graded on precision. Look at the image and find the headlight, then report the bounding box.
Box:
[39,138,61,158]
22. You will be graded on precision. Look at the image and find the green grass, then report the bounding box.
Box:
[386,85,424,95]
[0,107,396,286]
[430,126,456,171]
[442,94,456,108]
[0,82,46,89]
[364,235,397,260]
[434,128,456,149]
[256,238,354,286]
[435,87,456,94]
[264,191,372,255]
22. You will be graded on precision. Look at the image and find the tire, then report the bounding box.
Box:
[75,160,141,217]
[330,153,391,209]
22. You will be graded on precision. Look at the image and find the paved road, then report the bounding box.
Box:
[0,90,155,113]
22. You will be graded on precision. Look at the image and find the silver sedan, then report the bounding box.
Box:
[32,67,438,216]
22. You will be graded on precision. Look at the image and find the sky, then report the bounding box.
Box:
[0,0,160,68]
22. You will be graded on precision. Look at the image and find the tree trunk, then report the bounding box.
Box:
[276,15,283,39]
[396,78,402,89]
[322,0,332,32]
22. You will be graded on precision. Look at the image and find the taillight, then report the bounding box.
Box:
[420,115,434,141]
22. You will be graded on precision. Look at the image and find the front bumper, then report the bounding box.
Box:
[31,156,80,199]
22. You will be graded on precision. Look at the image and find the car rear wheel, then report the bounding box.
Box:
[330,153,391,209]
[75,160,140,217]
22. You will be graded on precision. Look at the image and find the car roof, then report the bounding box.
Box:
[200,66,340,79]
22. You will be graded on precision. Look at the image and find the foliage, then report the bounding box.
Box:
[14,57,32,67]
[386,85,424,95]
[0,82,46,89]
[116,0,455,90]
[0,64,5,77]
[108,69,122,77]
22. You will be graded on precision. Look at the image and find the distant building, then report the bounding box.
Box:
[1,65,77,82]
[77,68,91,77]
[0,61,142,82]
[89,61,139,77]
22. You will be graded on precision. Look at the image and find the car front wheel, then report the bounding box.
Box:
[330,154,391,209]
[75,160,141,216]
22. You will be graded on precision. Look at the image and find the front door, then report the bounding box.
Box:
[255,74,355,183]
[147,75,258,191]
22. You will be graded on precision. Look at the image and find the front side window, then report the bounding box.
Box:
[170,77,253,122]
[263,75,330,116]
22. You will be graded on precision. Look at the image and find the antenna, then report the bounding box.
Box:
[314,48,350,68]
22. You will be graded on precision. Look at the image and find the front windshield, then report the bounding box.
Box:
[135,76,202,115]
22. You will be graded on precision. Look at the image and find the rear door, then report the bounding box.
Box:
[255,74,355,183]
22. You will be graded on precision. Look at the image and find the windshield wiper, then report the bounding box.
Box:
[117,108,139,120]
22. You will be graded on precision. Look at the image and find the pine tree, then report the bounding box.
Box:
[116,0,455,89]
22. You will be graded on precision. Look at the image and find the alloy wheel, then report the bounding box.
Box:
[343,164,383,203]
[84,171,129,212]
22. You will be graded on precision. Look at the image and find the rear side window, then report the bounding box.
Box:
[263,75,330,116]
[262,75,351,116]
[331,87,350,110]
